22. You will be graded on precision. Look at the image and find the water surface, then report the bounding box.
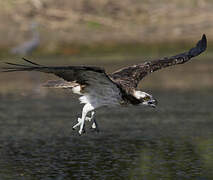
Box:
[0,90,212,179]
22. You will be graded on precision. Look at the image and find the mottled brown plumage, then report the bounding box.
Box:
[2,34,207,105]
[110,34,207,92]
[1,34,207,134]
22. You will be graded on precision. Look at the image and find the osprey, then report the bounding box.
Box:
[2,34,207,135]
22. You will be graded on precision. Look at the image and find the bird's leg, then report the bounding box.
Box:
[85,111,95,121]
[85,111,99,132]
[72,104,94,135]
[91,118,99,132]
[73,116,87,133]
[79,104,95,135]
[90,112,99,132]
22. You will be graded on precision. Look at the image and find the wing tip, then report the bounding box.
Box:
[1,58,41,73]
[198,34,207,52]
[201,34,207,50]
[22,57,41,66]
[189,33,207,57]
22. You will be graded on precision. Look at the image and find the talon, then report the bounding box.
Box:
[74,104,95,135]
[91,119,99,132]
[79,129,84,135]
[91,122,96,129]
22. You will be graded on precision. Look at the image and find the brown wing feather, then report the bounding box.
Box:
[2,58,114,87]
[111,34,207,89]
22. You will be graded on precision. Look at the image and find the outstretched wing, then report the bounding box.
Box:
[2,58,119,92]
[111,34,207,89]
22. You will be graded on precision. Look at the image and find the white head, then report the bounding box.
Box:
[134,90,157,108]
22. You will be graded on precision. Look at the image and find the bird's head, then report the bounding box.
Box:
[134,90,158,108]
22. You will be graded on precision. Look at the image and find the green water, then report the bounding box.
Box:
[0,90,212,180]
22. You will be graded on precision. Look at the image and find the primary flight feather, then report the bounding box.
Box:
[2,34,207,135]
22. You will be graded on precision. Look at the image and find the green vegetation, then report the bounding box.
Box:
[0,0,212,52]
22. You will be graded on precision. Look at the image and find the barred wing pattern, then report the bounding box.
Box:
[111,34,207,90]
[2,58,119,92]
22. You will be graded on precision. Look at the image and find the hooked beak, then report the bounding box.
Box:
[143,98,158,108]
[148,99,158,108]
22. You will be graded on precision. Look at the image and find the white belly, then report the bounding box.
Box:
[78,84,122,108]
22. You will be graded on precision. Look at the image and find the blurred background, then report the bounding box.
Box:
[0,0,213,179]
[0,0,212,94]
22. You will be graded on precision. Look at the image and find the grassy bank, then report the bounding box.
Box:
[0,0,212,51]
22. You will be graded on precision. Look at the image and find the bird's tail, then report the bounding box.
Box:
[1,58,43,72]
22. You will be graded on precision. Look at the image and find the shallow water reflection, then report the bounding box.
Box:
[0,90,212,179]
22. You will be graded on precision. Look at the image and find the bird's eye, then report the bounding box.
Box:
[143,96,151,101]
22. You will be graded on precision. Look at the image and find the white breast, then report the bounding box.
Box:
[78,81,122,108]
[72,85,82,95]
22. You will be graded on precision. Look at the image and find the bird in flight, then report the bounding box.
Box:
[2,34,207,135]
